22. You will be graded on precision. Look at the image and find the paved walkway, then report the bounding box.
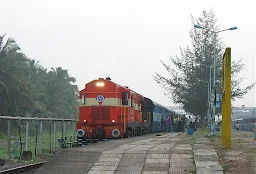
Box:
[193,138,223,174]
[34,131,225,174]
[88,133,195,174]
[86,133,224,174]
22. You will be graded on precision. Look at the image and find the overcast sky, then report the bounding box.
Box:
[1,0,255,107]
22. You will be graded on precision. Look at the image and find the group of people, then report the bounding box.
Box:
[165,114,201,133]
[172,115,186,132]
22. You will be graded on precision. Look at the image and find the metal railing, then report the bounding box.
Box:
[0,116,76,159]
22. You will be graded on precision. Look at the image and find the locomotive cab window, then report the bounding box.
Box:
[122,92,128,105]
[131,95,134,107]
[82,93,86,104]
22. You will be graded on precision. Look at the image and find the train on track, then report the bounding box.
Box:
[76,77,179,145]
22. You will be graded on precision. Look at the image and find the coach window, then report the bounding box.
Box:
[122,92,128,105]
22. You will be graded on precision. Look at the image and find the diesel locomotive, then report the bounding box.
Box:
[76,77,178,144]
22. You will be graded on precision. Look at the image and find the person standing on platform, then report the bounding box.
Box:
[167,115,172,132]
[236,122,239,131]
[182,115,186,132]
[188,116,192,129]
[216,115,221,126]
[173,116,177,132]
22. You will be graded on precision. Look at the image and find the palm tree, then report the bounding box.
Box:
[0,34,35,116]
[0,34,78,118]
[45,67,78,118]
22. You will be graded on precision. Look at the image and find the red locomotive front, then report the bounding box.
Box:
[76,78,142,142]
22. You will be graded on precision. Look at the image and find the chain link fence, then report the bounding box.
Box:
[0,116,76,160]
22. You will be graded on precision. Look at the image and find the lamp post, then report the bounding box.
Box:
[198,79,210,127]
[196,63,213,119]
[194,24,237,135]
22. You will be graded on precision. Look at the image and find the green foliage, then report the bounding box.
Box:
[0,34,79,119]
[153,10,255,116]
[221,161,230,171]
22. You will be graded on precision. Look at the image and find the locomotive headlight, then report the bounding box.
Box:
[112,120,115,123]
[96,82,104,87]
[83,119,87,123]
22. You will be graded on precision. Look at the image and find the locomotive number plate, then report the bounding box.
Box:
[104,126,117,130]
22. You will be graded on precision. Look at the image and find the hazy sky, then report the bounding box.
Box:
[1,0,255,107]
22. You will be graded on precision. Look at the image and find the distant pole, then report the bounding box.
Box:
[242,104,245,118]
[207,82,210,127]
[211,32,217,136]
[209,66,212,129]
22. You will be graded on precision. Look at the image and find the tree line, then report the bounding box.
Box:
[0,35,79,119]
[154,10,255,116]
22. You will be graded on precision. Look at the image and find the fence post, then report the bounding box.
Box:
[61,120,64,148]
[49,119,52,153]
[73,121,76,144]
[35,118,38,156]
[63,121,66,147]
[25,120,29,151]
[39,121,43,154]
[7,120,11,159]
[18,117,22,159]
[53,121,56,151]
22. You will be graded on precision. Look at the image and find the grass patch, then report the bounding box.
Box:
[190,127,209,144]
[188,168,196,173]
[221,161,230,171]
[208,132,221,142]
[179,127,210,145]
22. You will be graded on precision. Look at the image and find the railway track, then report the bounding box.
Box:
[77,136,128,146]
[77,132,164,146]
[0,162,46,174]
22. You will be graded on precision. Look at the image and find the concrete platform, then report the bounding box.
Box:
[34,132,200,174]
[193,138,223,174]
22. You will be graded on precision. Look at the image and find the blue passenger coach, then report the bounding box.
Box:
[151,100,174,132]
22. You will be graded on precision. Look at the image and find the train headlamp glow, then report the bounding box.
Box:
[83,119,87,123]
[96,82,104,87]
[112,120,115,123]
